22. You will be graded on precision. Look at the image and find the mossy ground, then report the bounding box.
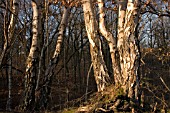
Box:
[61,85,141,113]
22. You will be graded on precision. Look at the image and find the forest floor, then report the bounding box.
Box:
[0,48,170,113]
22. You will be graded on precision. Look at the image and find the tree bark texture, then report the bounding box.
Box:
[117,0,140,101]
[23,0,40,111]
[82,0,110,92]
[97,0,122,85]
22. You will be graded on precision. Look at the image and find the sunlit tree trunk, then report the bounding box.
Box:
[117,0,140,103]
[23,0,40,110]
[82,0,110,92]
[40,6,70,109]
[97,0,122,84]
[116,0,127,87]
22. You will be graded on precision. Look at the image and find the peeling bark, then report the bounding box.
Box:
[117,0,141,103]
[97,0,122,85]
[82,0,110,92]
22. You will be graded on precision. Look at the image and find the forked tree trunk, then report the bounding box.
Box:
[39,6,70,109]
[117,0,140,102]
[98,0,140,102]
[22,0,40,111]
[97,0,122,84]
[0,0,19,67]
[82,0,110,92]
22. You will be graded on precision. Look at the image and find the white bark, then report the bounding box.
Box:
[97,0,122,84]
[5,0,19,111]
[82,0,110,91]
[117,0,140,100]
[26,1,39,68]
[0,0,19,67]
[8,0,19,44]
[53,7,70,58]
[117,0,127,84]
[23,0,40,110]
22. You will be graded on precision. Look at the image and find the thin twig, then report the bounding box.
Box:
[159,76,170,92]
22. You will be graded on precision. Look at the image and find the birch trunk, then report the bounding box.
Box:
[23,0,40,110]
[39,6,70,109]
[117,0,140,102]
[0,0,19,67]
[97,0,122,84]
[82,0,110,92]
[117,0,127,87]
[3,0,19,111]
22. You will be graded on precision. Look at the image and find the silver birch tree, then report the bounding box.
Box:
[0,0,19,67]
[23,0,40,110]
[1,0,19,111]
[117,0,141,105]
[40,6,70,109]
[82,0,110,92]
[97,0,122,85]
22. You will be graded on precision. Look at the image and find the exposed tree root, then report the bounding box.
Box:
[75,85,141,113]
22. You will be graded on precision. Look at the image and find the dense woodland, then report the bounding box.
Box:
[0,0,169,112]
